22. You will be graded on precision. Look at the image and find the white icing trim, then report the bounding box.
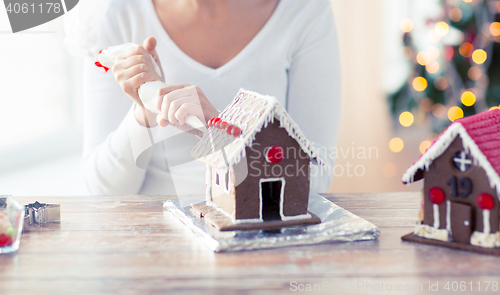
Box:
[282,213,312,221]
[470,231,500,248]
[191,89,326,170]
[233,218,262,224]
[205,165,212,203]
[484,209,491,234]
[402,122,500,197]
[446,201,451,232]
[414,224,450,242]
[259,177,284,221]
[433,204,440,228]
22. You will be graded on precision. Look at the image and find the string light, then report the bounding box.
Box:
[468,67,482,80]
[413,77,428,91]
[463,0,473,3]
[434,77,448,90]
[399,111,414,127]
[389,137,404,153]
[490,22,500,36]
[400,18,414,33]
[472,49,487,64]
[419,140,432,154]
[461,91,476,106]
[459,42,474,57]
[416,52,431,65]
[435,22,450,37]
[432,103,446,117]
[420,98,433,113]
[426,60,440,74]
[449,8,463,22]
[448,106,464,122]
[427,46,440,59]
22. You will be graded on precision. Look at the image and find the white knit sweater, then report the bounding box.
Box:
[81,0,341,196]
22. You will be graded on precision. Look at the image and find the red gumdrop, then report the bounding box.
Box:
[266,146,284,164]
[5,236,12,246]
[207,118,215,127]
[226,125,234,135]
[220,121,229,130]
[213,118,222,128]
[0,233,8,247]
[428,187,445,205]
[231,127,242,137]
[477,193,495,210]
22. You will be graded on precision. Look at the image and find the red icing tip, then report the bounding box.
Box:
[95,61,110,73]
[99,49,103,54]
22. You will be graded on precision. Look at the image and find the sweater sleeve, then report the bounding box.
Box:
[286,0,341,193]
[81,2,155,195]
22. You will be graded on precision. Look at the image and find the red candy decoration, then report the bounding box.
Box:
[231,126,242,137]
[226,125,234,134]
[428,187,445,204]
[207,118,215,127]
[212,118,222,128]
[266,146,284,163]
[220,121,229,130]
[94,61,110,73]
[477,193,495,210]
[0,233,12,247]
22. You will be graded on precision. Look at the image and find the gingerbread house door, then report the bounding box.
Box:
[259,178,285,221]
[450,202,473,244]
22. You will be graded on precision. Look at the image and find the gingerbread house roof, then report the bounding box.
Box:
[402,109,500,194]
[191,89,325,170]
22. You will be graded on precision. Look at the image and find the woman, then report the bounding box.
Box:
[82,0,340,196]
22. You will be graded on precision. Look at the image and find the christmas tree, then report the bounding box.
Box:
[390,0,500,138]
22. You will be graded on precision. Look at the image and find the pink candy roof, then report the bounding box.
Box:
[402,109,500,192]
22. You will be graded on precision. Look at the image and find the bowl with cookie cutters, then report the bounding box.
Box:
[0,196,25,254]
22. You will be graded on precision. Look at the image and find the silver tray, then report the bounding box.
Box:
[163,192,380,252]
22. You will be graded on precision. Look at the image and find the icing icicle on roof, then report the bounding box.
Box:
[402,109,500,196]
[191,89,325,170]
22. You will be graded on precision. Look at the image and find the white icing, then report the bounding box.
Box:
[205,165,212,202]
[402,123,500,197]
[191,89,326,170]
[446,200,451,232]
[483,209,491,235]
[470,231,500,248]
[414,224,450,242]
[433,204,440,228]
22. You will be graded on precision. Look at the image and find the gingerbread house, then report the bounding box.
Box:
[190,89,324,231]
[402,109,500,253]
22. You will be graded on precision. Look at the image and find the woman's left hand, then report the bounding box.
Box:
[154,84,219,131]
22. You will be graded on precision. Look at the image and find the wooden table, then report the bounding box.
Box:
[2,193,500,295]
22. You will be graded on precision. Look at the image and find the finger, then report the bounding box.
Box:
[143,37,164,78]
[127,72,157,97]
[165,96,199,125]
[120,64,148,81]
[155,83,190,112]
[157,116,169,127]
[162,88,200,124]
[116,45,148,63]
[175,103,204,125]
[118,55,151,70]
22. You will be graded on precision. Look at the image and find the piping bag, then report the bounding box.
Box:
[95,43,207,134]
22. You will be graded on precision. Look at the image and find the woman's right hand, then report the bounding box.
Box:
[112,37,164,104]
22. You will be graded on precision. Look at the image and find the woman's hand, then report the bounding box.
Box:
[155,84,219,133]
[112,37,164,105]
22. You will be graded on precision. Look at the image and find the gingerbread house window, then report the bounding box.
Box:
[224,171,230,192]
[215,172,220,186]
[453,151,472,172]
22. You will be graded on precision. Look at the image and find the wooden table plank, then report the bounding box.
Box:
[2,193,500,295]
